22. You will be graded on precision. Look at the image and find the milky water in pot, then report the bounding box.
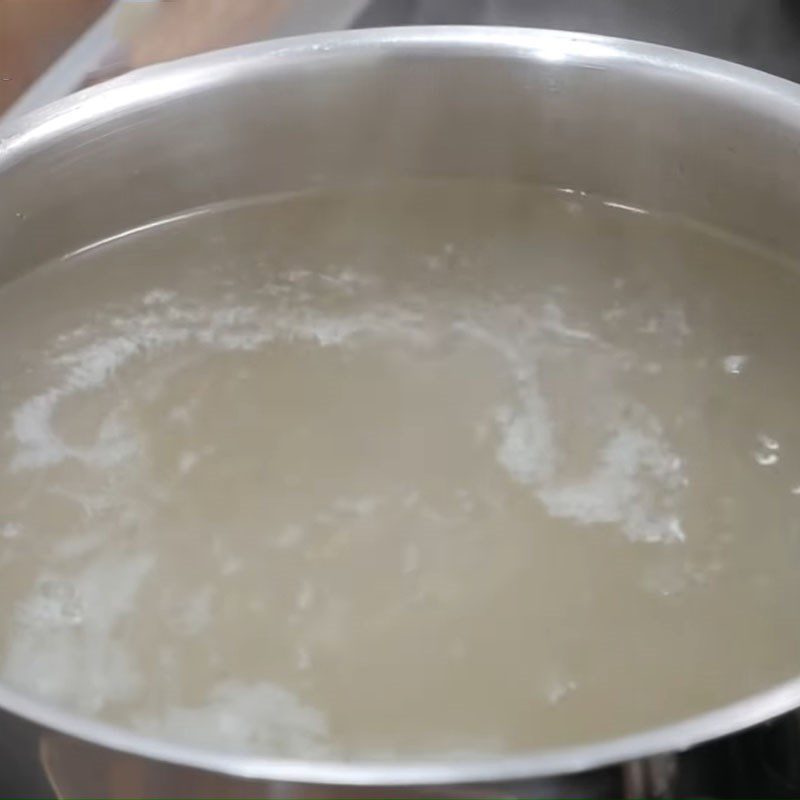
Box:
[0,179,799,760]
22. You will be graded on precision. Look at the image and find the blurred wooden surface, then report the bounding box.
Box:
[0,0,110,113]
[126,0,288,70]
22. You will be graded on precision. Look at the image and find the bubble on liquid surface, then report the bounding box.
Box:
[723,354,749,374]
[19,579,84,627]
[755,451,779,466]
[758,435,780,451]
[1,522,21,539]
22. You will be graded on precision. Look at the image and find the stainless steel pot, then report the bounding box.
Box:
[2,25,800,798]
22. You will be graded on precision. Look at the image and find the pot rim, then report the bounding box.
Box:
[2,25,800,786]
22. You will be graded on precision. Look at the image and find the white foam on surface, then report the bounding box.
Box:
[537,424,687,544]
[493,386,686,543]
[135,680,330,757]
[8,288,433,474]
[3,551,154,713]
[493,385,555,488]
[723,354,749,375]
[454,303,689,544]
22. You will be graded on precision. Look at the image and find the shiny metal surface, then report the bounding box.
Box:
[355,0,800,82]
[2,26,800,790]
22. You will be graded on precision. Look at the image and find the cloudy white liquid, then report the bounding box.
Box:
[0,180,799,759]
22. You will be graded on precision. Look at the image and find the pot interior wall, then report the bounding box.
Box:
[1,31,800,278]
